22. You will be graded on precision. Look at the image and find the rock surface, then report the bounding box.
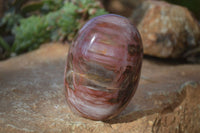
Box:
[131,1,200,58]
[103,0,144,17]
[0,43,200,132]
[65,14,143,121]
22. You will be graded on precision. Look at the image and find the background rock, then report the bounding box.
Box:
[102,0,145,17]
[103,0,200,20]
[165,0,200,20]
[131,1,200,58]
[0,43,200,132]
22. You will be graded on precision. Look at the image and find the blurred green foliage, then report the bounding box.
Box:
[0,0,64,35]
[39,0,65,14]
[0,0,108,59]
[0,0,66,59]
[12,16,50,54]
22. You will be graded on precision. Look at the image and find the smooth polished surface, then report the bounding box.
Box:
[64,14,143,120]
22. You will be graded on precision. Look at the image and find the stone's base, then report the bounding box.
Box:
[0,43,200,132]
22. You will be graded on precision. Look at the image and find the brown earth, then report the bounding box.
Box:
[0,43,200,133]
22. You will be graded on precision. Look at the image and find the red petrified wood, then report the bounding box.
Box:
[64,14,143,121]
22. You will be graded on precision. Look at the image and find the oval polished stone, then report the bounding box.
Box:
[64,14,143,121]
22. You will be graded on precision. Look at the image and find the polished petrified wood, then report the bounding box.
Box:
[64,14,143,121]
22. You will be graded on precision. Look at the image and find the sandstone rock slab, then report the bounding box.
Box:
[0,43,200,132]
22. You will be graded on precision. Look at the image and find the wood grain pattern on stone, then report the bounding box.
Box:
[65,14,143,121]
[0,43,200,132]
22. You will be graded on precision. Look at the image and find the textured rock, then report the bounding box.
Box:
[119,0,145,9]
[131,1,200,58]
[0,43,200,132]
[65,14,143,121]
[103,0,144,17]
